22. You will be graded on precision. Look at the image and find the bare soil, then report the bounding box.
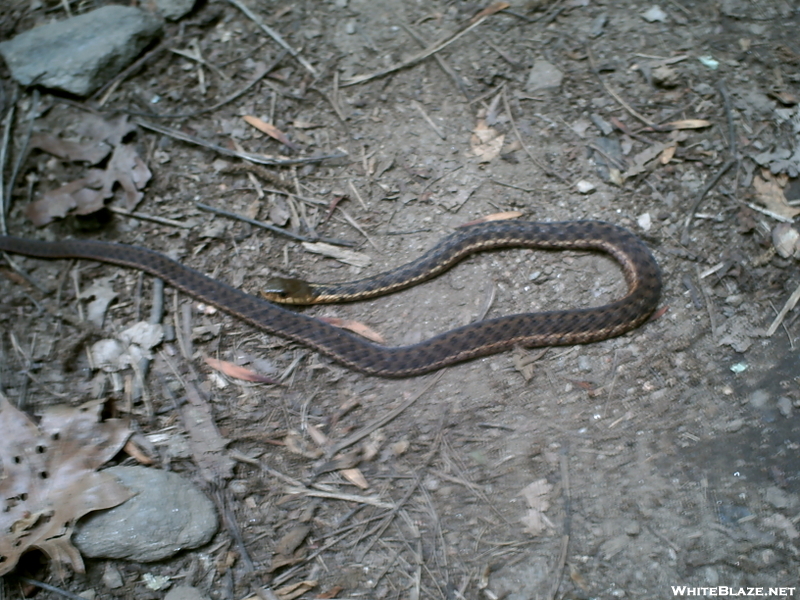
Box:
[1,1,799,599]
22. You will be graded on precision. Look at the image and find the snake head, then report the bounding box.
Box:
[260,277,316,304]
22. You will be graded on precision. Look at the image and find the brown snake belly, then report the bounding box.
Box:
[0,221,661,377]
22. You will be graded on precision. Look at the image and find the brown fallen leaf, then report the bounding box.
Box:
[471,1,510,23]
[269,525,311,572]
[319,317,386,344]
[470,119,504,163]
[315,585,344,599]
[244,115,298,151]
[0,395,134,577]
[29,133,111,164]
[460,211,523,227]
[26,143,152,226]
[342,467,369,490]
[753,170,800,219]
[204,356,278,384]
[519,478,553,536]
[275,580,317,600]
[661,119,712,130]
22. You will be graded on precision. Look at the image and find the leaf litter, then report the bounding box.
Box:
[0,394,133,577]
[25,114,151,226]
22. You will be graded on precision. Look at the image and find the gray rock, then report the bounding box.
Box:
[164,586,212,600]
[765,486,797,510]
[154,0,197,21]
[74,466,217,562]
[525,60,563,94]
[0,6,163,97]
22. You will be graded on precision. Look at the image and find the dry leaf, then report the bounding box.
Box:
[204,356,278,384]
[244,115,298,150]
[269,525,310,572]
[301,242,372,268]
[26,143,151,226]
[316,585,344,599]
[662,119,712,130]
[519,479,553,536]
[29,133,111,164]
[318,317,386,343]
[284,430,323,459]
[342,468,369,489]
[470,120,504,163]
[275,580,317,600]
[772,224,800,259]
[0,395,134,577]
[753,171,800,219]
[460,211,523,226]
[306,423,329,447]
[274,525,311,556]
[660,145,676,164]
[292,119,320,129]
[471,1,510,23]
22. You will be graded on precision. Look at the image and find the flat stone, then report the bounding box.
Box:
[164,586,212,600]
[525,60,563,94]
[74,466,217,562]
[0,6,163,96]
[154,0,197,21]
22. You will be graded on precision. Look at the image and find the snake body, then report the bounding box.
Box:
[0,221,661,377]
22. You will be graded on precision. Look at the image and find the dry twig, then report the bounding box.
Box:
[225,0,317,76]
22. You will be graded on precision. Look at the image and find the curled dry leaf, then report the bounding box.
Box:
[460,211,523,227]
[753,171,800,219]
[274,580,317,600]
[318,317,386,343]
[470,119,504,163]
[243,115,298,151]
[269,525,310,572]
[662,119,712,130]
[772,223,800,259]
[0,395,133,577]
[204,356,278,384]
[301,241,372,268]
[25,115,151,227]
[519,478,553,536]
[29,133,111,164]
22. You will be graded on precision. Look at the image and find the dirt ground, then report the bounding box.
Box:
[1,0,799,598]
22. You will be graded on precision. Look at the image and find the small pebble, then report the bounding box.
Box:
[576,180,596,194]
[777,396,792,417]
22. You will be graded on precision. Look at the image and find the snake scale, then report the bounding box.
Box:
[0,220,661,377]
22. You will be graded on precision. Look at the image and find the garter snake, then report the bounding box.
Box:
[0,220,661,377]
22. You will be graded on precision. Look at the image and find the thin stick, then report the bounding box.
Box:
[717,81,737,156]
[743,201,794,223]
[501,86,568,183]
[285,487,395,509]
[6,89,38,214]
[127,50,288,119]
[17,577,86,600]
[586,45,654,127]
[134,118,346,166]
[94,40,170,104]
[195,201,355,246]
[342,17,489,87]
[109,206,192,229]
[681,158,735,244]
[336,205,380,251]
[327,372,443,457]
[399,22,469,100]
[546,452,571,600]
[0,88,17,232]
[225,0,317,76]
[766,281,800,337]
[412,100,446,140]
